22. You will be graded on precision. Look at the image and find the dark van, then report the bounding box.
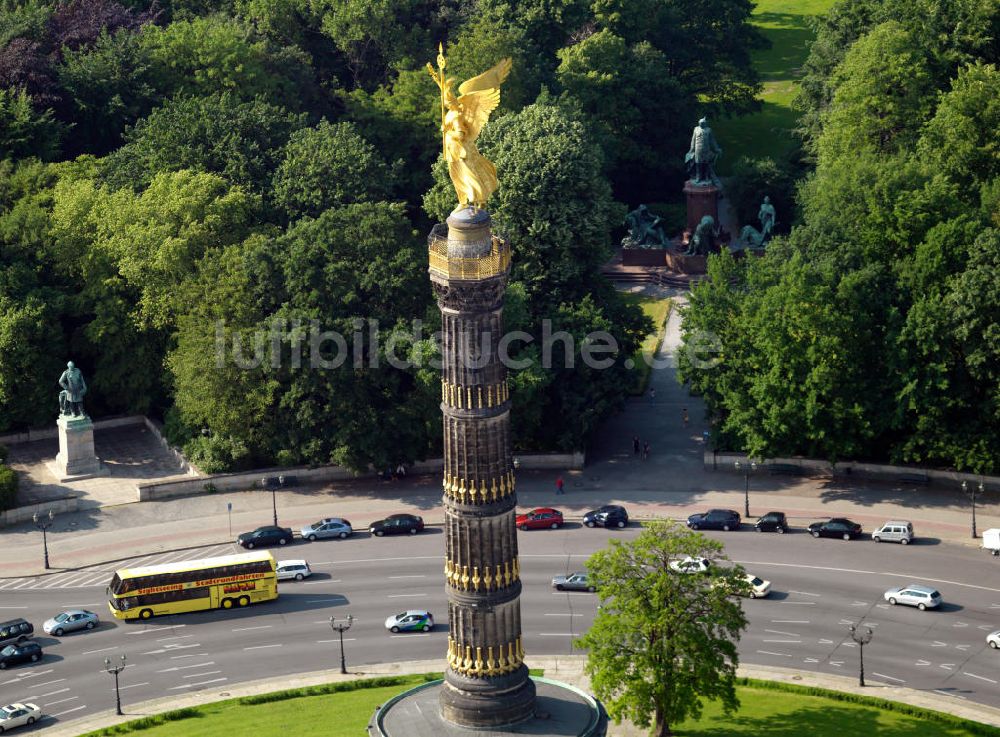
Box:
[0,618,34,646]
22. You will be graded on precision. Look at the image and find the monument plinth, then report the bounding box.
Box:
[50,415,105,481]
[683,180,719,234]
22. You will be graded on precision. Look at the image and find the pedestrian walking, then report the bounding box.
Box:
[556,476,565,495]
[632,435,641,456]
[642,441,650,460]
[682,407,689,427]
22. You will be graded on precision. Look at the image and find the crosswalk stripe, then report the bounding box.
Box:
[0,579,24,589]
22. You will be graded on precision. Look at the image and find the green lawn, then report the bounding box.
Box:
[673,684,988,736]
[620,293,672,395]
[79,677,998,737]
[715,0,837,169]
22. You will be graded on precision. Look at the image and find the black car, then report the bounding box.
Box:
[808,518,863,540]
[755,511,788,534]
[370,514,424,537]
[583,505,629,529]
[687,509,741,531]
[0,642,42,670]
[0,618,33,647]
[237,525,294,549]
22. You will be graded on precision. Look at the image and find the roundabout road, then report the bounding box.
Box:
[4,525,1000,732]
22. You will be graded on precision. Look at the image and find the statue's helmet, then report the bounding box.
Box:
[698,117,708,126]
[66,361,75,369]
[764,195,771,203]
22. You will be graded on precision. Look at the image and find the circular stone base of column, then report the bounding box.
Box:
[369,677,607,737]
[440,666,537,727]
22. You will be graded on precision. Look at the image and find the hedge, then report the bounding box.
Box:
[0,465,18,512]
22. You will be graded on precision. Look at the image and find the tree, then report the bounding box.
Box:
[46,0,155,52]
[103,92,306,193]
[55,29,157,156]
[577,520,748,737]
[0,86,64,160]
[272,120,392,220]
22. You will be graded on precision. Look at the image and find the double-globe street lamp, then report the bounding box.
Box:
[734,460,757,519]
[104,654,127,715]
[330,614,354,675]
[848,623,873,687]
[32,509,55,570]
[961,480,986,539]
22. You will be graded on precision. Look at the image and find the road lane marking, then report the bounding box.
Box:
[1,669,54,684]
[28,678,66,689]
[764,629,798,637]
[243,644,282,650]
[169,678,228,689]
[771,620,809,624]
[544,613,583,617]
[0,604,28,608]
[38,688,71,698]
[51,705,87,717]
[157,662,215,672]
[804,657,819,663]
[916,660,930,666]
[872,672,904,683]
[756,650,792,657]
[390,634,431,638]
[964,672,998,684]
[851,601,867,607]
[778,602,815,606]
[141,644,201,655]
[932,641,948,647]
[956,644,970,651]
[388,575,427,579]
[231,625,272,632]
[940,664,955,670]
[45,696,78,706]
[0,579,24,589]
[763,639,801,643]
[734,560,1000,594]
[183,670,222,678]
[156,634,195,641]
[125,625,187,635]
[306,598,342,603]
[170,654,197,659]
[538,633,574,637]
[316,638,356,643]
[953,622,969,628]
[387,594,426,598]
[829,661,843,667]
[818,639,834,645]
[788,591,820,597]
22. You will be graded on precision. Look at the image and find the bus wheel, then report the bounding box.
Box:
[140,609,153,620]
[238,596,250,607]
[221,598,234,609]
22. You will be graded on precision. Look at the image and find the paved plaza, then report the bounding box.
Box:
[6,422,194,508]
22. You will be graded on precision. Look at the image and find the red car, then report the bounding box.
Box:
[516,508,564,531]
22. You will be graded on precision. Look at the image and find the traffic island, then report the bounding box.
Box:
[369,677,607,737]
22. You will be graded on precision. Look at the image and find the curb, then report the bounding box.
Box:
[38,657,1000,737]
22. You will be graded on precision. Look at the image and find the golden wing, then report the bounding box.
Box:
[457,57,512,96]
[457,88,502,143]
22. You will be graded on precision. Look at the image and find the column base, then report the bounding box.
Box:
[49,415,108,482]
[439,665,536,728]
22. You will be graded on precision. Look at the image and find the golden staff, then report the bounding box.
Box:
[436,42,447,159]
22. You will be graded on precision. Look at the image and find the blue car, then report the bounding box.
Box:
[385,610,434,633]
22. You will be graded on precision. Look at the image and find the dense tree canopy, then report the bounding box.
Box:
[682,0,1000,473]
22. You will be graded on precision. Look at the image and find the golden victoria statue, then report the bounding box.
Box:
[427,45,512,210]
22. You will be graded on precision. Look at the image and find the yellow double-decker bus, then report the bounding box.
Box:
[107,551,278,620]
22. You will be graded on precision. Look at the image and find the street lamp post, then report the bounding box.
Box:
[32,509,55,570]
[104,654,127,715]
[848,624,873,687]
[263,477,278,527]
[961,480,985,539]
[734,460,757,519]
[330,614,354,674]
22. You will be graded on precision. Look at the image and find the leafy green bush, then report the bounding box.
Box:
[0,465,19,512]
[87,707,201,735]
[0,444,8,464]
[182,434,252,473]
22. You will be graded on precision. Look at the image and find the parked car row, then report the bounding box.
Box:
[685,509,915,544]
[236,514,426,549]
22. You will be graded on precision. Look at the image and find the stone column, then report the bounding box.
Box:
[683,181,720,234]
[429,207,536,727]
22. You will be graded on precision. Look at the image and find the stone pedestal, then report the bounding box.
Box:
[49,415,106,481]
[664,248,708,275]
[683,181,719,233]
[621,248,668,266]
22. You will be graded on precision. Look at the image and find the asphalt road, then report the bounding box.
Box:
[3,525,1000,732]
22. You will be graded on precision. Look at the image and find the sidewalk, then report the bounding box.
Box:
[2,292,997,576]
[42,655,1000,737]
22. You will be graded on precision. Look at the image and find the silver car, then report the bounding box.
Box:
[551,572,595,592]
[883,584,941,610]
[43,609,99,636]
[300,518,353,541]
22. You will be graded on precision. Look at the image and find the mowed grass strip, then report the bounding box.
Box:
[674,683,1000,736]
[715,0,836,168]
[620,293,672,394]
[77,677,1000,737]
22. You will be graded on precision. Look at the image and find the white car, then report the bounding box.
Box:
[0,702,41,731]
[275,560,312,581]
[669,556,711,574]
[741,574,771,598]
[987,630,1000,649]
[883,584,941,610]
